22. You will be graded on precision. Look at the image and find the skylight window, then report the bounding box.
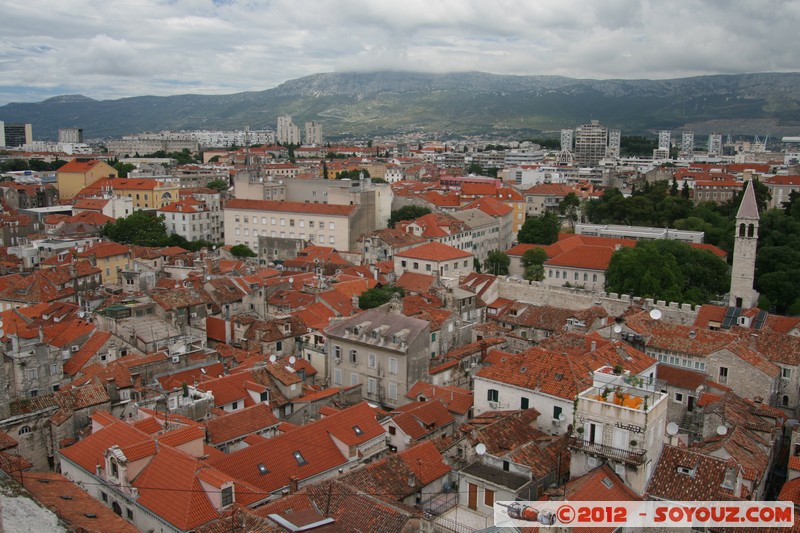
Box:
[353,425,363,436]
[601,477,613,489]
[293,451,307,466]
[257,463,269,475]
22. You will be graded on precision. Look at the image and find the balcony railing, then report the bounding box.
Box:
[567,435,646,466]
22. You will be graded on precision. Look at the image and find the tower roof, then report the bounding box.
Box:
[736,180,760,220]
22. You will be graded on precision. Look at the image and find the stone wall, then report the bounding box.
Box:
[497,277,700,324]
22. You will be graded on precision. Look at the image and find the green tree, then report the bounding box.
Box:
[518,211,560,245]
[336,169,370,180]
[604,240,729,304]
[102,211,170,247]
[206,178,229,192]
[558,193,581,228]
[484,250,510,275]
[358,286,404,310]
[230,244,256,258]
[113,161,136,178]
[522,247,547,281]
[388,205,431,228]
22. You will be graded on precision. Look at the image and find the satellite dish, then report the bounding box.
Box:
[78,311,85,318]
[613,325,622,334]
[288,277,294,284]
[475,443,487,456]
[558,414,566,422]
[666,422,679,436]
[269,354,277,364]
[289,356,296,365]
[0,329,4,338]
[716,425,728,436]
[650,309,662,321]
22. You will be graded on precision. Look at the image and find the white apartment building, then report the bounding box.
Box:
[158,194,223,243]
[304,121,323,146]
[224,199,357,252]
[393,242,474,279]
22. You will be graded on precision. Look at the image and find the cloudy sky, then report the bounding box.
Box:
[1,0,798,105]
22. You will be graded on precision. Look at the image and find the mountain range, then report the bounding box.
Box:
[2,71,800,141]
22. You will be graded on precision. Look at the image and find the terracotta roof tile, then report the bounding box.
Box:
[206,403,280,445]
[23,472,139,533]
[390,400,455,440]
[209,403,383,493]
[395,241,472,261]
[646,445,741,501]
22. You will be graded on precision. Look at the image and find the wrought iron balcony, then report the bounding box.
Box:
[567,435,646,466]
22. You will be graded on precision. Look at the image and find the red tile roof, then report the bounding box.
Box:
[545,245,615,270]
[23,472,139,533]
[461,196,513,217]
[646,445,740,501]
[77,241,130,259]
[63,331,111,376]
[389,400,455,440]
[395,241,472,261]
[406,382,473,415]
[208,403,383,493]
[477,336,654,400]
[57,159,110,174]
[206,403,280,445]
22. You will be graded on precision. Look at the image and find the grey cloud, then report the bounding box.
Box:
[0,0,798,104]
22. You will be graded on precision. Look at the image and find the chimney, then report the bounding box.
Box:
[590,341,596,352]
[289,476,299,494]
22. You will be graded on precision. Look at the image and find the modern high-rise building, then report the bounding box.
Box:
[708,132,723,156]
[560,129,573,151]
[276,115,301,145]
[2,123,32,147]
[574,121,608,167]
[658,130,671,151]
[681,132,695,155]
[304,121,323,146]
[58,128,84,143]
[606,129,621,158]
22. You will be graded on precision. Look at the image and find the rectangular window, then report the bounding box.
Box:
[388,382,397,401]
[389,358,398,375]
[280,218,286,226]
[521,397,529,409]
[27,368,38,380]
[262,217,267,224]
[487,389,499,403]
[783,368,792,380]
[553,405,562,419]
[329,222,335,230]
[368,353,376,369]
[367,378,377,394]
[674,392,684,403]
[719,366,728,384]
[350,373,359,386]
[221,486,233,507]
[333,368,342,385]
[349,349,357,364]
[484,488,494,507]
[50,363,58,375]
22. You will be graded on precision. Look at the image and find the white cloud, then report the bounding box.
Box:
[0,0,798,104]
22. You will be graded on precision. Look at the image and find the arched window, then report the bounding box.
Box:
[747,224,755,238]
[783,395,790,407]
[739,223,746,237]
[19,426,31,435]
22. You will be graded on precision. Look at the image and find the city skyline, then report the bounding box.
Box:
[1,0,799,106]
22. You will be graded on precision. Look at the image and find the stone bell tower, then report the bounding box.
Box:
[729,180,759,308]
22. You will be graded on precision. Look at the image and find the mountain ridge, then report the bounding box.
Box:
[2,71,800,140]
